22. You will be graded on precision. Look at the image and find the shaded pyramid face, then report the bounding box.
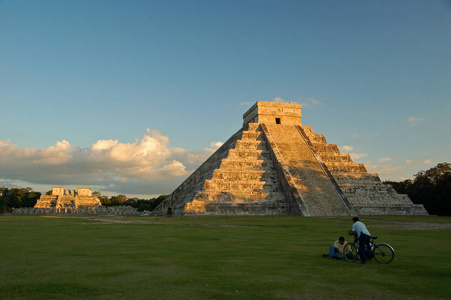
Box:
[153,102,428,216]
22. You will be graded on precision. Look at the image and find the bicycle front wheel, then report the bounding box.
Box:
[373,243,394,264]
[344,243,358,262]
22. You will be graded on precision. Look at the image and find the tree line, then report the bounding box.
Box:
[0,188,167,213]
[94,193,167,212]
[384,162,451,216]
[0,187,41,212]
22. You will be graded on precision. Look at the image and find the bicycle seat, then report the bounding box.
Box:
[371,236,378,239]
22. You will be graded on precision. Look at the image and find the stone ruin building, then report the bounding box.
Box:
[13,188,143,216]
[153,101,427,217]
[34,187,101,209]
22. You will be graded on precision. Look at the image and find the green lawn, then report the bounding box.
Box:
[0,215,450,299]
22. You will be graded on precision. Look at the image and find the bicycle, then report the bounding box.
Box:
[344,236,395,264]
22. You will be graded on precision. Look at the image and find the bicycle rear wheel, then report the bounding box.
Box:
[373,243,394,264]
[344,243,358,262]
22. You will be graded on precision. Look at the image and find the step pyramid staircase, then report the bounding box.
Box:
[152,101,428,216]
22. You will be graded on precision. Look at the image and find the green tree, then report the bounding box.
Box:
[0,187,8,212]
[384,179,411,194]
[22,190,41,207]
[415,162,451,184]
[0,187,42,211]
[4,189,22,208]
[93,191,110,206]
[385,162,451,215]
[110,194,128,206]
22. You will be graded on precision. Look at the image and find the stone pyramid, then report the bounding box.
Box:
[153,101,427,216]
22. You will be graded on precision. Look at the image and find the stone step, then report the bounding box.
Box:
[220,160,267,168]
[246,123,260,131]
[316,154,353,162]
[209,174,279,182]
[193,191,287,201]
[341,186,401,193]
[347,196,414,205]
[202,181,279,193]
[227,149,266,160]
[326,164,367,172]
[241,131,261,140]
[311,144,340,153]
[234,140,263,150]
[353,205,429,215]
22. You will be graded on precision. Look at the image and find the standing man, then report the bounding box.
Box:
[349,217,371,264]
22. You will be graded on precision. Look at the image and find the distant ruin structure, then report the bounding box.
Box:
[153,101,427,216]
[34,187,101,209]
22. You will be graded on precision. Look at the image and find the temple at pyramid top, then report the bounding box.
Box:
[153,101,427,217]
[243,101,303,126]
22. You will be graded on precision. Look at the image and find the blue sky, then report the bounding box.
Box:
[0,0,450,198]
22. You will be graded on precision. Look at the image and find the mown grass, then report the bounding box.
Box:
[0,215,450,299]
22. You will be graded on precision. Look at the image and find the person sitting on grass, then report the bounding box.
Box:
[323,236,347,259]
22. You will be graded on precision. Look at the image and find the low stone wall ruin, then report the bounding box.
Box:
[11,206,149,216]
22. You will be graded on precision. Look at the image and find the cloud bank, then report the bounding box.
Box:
[0,129,221,197]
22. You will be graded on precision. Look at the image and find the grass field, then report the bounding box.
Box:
[0,215,450,299]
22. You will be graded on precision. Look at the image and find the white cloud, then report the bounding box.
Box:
[205,141,223,152]
[341,145,354,152]
[157,160,187,177]
[0,140,18,157]
[0,129,220,196]
[0,139,74,165]
[423,160,433,164]
[92,139,118,151]
[34,140,74,165]
[378,157,392,163]
[349,153,368,160]
[88,129,172,171]
[408,116,422,126]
